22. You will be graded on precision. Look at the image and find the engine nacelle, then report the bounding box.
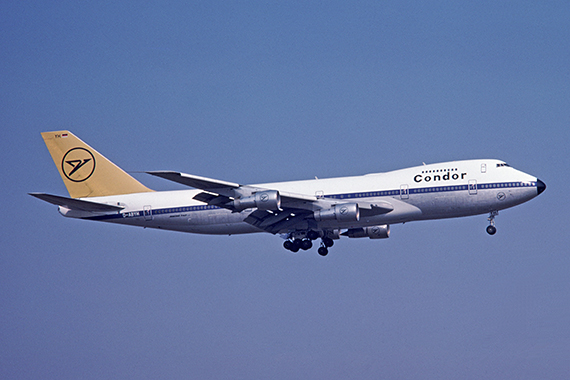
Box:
[314,203,360,222]
[343,225,390,239]
[232,190,281,211]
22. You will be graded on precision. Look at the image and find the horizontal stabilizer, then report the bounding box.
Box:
[29,193,124,212]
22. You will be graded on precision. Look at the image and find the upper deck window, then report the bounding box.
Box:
[421,168,458,174]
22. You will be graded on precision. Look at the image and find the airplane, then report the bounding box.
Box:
[30,131,546,256]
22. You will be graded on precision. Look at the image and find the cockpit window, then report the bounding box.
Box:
[497,163,510,168]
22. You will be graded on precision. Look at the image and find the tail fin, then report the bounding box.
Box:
[41,131,153,198]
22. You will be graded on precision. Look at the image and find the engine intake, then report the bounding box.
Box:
[314,203,360,222]
[232,190,281,211]
[343,225,390,239]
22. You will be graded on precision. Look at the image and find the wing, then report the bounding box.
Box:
[29,193,124,212]
[147,170,318,210]
[146,171,239,197]
[147,171,330,233]
[146,171,404,234]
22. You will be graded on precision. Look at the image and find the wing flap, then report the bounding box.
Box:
[244,209,312,234]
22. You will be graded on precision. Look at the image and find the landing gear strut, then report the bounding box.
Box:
[487,211,498,235]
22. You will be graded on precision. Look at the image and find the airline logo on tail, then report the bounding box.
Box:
[62,147,96,182]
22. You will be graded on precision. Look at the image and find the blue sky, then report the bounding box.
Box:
[1,1,569,379]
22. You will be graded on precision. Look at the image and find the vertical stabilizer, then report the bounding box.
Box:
[41,131,153,198]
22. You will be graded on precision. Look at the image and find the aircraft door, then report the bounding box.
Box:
[468,180,477,195]
[143,205,153,220]
[400,184,409,199]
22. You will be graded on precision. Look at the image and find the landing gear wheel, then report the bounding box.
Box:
[301,239,313,250]
[307,230,319,240]
[318,247,329,256]
[322,237,334,248]
[487,211,499,236]
[284,239,300,252]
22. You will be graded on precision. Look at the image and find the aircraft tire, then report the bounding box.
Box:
[486,225,497,235]
[301,239,313,250]
[323,237,334,248]
[318,247,328,256]
[307,230,319,240]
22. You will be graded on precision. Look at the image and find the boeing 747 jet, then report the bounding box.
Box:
[31,131,545,256]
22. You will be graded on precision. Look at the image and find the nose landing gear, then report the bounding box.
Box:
[486,211,498,235]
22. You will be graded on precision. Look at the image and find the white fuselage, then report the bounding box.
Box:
[59,159,542,235]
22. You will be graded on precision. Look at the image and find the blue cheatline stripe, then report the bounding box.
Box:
[86,204,219,221]
[327,181,537,200]
[85,181,537,221]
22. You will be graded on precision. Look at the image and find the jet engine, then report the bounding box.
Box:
[232,190,281,211]
[343,225,390,239]
[314,203,360,222]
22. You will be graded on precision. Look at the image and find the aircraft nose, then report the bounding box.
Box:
[537,179,546,195]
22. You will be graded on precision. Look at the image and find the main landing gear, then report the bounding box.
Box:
[283,231,335,256]
[486,211,498,235]
[283,238,312,252]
